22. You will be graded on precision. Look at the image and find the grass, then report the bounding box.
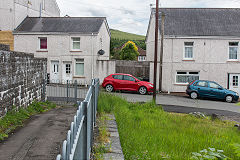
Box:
[92,114,111,160]
[236,102,240,106]
[0,101,56,141]
[98,93,240,160]
[110,29,145,40]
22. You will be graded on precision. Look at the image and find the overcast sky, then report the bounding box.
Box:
[56,0,240,35]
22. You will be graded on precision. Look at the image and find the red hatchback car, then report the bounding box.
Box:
[102,73,154,95]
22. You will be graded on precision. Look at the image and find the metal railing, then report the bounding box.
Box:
[56,78,100,160]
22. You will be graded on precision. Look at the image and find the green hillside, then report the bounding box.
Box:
[110,29,145,40]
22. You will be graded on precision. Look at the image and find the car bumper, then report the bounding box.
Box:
[233,95,239,102]
[186,89,191,95]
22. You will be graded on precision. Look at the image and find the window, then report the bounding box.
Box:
[72,37,80,50]
[75,59,84,76]
[184,42,194,59]
[112,75,123,80]
[233,76,239,86]
[123,75,135,81]
[39,37,47,50]
[229,42,238,60]
[66,64,71,74]
[209,82,221,89]
[176,71,199,84]
[197,81,208,87]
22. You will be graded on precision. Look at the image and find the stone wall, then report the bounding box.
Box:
[0,45,47,117]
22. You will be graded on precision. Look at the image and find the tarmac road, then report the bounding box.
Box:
[0,106,77,160]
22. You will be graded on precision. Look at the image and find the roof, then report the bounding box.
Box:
[138,47,146,56]
[151,8,240,37]
[14,17,107,34]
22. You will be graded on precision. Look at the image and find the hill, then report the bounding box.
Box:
[110,29,145,40]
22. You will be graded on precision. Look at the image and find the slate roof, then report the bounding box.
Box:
[152,8,240,36]
[14,17,106,34]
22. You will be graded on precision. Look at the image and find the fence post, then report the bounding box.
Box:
[67,80,69,103]
[82,101,88,160]
[74,80,77,104]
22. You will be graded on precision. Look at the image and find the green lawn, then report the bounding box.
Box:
[110,29,145,40]
[98,93,240,160]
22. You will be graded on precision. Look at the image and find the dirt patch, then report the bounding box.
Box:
[0,105,77,160]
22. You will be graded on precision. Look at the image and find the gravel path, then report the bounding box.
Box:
[0,106,77,160]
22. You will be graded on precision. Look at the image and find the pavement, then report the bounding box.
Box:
[114,92,240,114]
[0,106,77,160]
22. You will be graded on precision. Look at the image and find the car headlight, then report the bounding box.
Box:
[149,84,153,87]
[236,92,239,96]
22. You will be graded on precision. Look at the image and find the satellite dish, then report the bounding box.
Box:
[98,49,105,55]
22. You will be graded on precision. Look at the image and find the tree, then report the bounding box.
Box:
[120,41,139,60]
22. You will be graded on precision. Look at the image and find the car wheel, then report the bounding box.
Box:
[225,95,233,103]
[105,84,114,92]
[190,92,198,99]
[139,86,147,95]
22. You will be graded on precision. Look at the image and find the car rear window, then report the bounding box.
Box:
[112,75,123,80]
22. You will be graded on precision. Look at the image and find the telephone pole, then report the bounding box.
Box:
[153,0,159,102]
[159,12,165,92]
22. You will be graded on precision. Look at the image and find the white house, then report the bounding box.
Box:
[0,0,60,31]
[13,17,115,84]
[146,8,240,94]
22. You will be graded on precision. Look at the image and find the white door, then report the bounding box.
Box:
[229,74,240,94]
[51,61,59,83]
[62,62,72,82]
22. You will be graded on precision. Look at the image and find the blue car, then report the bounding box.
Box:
[186,80,239,103]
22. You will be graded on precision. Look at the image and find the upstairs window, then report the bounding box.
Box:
[39,37,47,50]
[72,37,80,50]
[229,42,238,60]
[184,42,194,59]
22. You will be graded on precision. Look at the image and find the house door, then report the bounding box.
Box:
[51,61,59,83]
[229,74,240,94]
[62,62,72,82]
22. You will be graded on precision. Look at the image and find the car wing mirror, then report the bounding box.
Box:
[218,87,223,90]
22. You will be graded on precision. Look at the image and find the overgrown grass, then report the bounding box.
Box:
[110,29,145,40]
[98,93,240,160]
[0,101,56,140]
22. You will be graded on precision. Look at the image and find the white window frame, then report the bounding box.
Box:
[183,42,194,60]
[71,37,81,51]
[228,42,238,61]
[38,37,47,51]
[74,59,84,76]
[176,71,199,84]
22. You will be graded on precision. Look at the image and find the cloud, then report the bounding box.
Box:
[56,0,240,35]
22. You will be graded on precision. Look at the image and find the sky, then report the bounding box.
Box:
[56,0,240,36]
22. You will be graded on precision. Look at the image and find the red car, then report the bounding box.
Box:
[102,73,154,95]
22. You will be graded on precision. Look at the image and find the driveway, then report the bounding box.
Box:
[0,105,77,160]
[114,93,240,114]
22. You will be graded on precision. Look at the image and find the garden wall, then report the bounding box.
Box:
[0,44,47,117]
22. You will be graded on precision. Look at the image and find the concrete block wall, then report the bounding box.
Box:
[0,45,47,117]
[0,31,14,51]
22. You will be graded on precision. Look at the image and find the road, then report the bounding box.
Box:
[0,106,77,160]
[114,93,240,114]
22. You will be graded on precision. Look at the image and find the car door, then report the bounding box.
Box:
[208,82,225,99]
[195,81,209,97]
[112,75,124,90]
[122,75,138,91]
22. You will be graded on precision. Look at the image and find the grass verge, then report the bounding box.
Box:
[92,114,111,160]
[98,93,240,160]
[0,101,56,141]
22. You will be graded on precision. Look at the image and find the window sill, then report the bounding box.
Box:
[36,50,48,52]
[227,60,239,62]
[182,59,195,61]
[174,83,188,86]
[70,50,82,52]
[73,76,85,78]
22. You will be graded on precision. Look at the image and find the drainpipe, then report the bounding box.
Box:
[91,33,94,80]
